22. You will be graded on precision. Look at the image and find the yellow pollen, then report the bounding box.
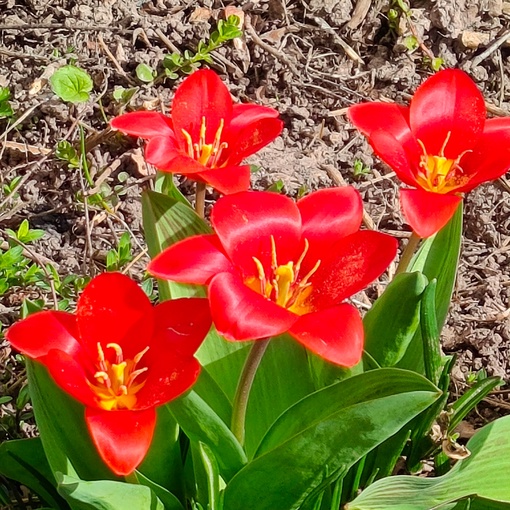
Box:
[181,117,228,167]
[416,131,472,193]
[245,236,320,315]
[88,343,150,411]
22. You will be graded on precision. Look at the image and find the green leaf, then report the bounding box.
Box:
[244,335,316,459]
[50,65,93,103]
[133,471,185,510]
[0,438,68,510]
[192,442,221,510]
[448,376,502,433]
[141,190,210,300]
[138,406,184,501]
[168,391,247,481]
[26,359,117,481]
[399,204,463,372]
[363,272,428,367]
[419,279,442,384]
[136,63,156,83]
[223,369,440,510]
[57,474,164,510]
[347,415,510,510]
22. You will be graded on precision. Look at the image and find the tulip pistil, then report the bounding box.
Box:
[246,236,320,315]
[417,132,472,193]
[89,343,149,411]
[182,117,228,167]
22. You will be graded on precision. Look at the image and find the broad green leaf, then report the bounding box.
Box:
[192,365,233,426]
[26,360,117,481]
[49,65,93,103]
[195,327,249,403]
[138,406,184,500]
[0,438,68,510]
[399,203,463,372]
[363,272,428,367]
[168,391,247,481]
[223,369,440,510]
[142,190,210,300]
[57,474,164,510]
[133,471,184,510]
[244,335,315,459]
[347,415,510,510]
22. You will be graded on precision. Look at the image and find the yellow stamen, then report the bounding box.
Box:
[416,132,472,193]
[181,118,228,168]
[246,237,320,315]
[88,344,149,411]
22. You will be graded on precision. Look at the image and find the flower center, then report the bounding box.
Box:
[181,117,228,167]
[88,343,149,411]
[245,236,320,316]
[416,131,472,194]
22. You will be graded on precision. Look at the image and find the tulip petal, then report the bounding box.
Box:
[196,165,252,195]
[230,103,280,128]
[289,303,363,366]
[348,102,421,186]
[223,117,283,164]
[77,272,154,360]
[209,272,298,341]
[136,357,200,409]
[348,102,414,147]
[310,231,398,308]
[152,298,212,357]
[148,234,234,284]
[368,129,421,187]
[5,310,81,359]
[410,69,485,158]
[457,117,510,192]
[145,136,203,173]
[110,112,174,139]
[400,188,462,238]
[211,191,302,276]
[85,407,156,476]
[43,349,98,408]
[171,69,233,148]
[298,187,363,264]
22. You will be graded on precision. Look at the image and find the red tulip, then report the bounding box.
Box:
[148,188,397,367]
[5,272,211,475]
[348,69,510,238]
[110,69,283,195]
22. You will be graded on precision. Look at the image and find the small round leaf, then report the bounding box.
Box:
[49,65,93,103]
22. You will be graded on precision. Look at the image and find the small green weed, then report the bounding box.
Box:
[106,232,133,272]
[0,87,14,119]
[353,159,372,179]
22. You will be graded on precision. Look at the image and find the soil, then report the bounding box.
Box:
[1,0,510,459]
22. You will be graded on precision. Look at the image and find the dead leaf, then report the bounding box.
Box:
[190,7,212,23]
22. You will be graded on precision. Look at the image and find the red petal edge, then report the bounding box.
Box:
[5,310,80,360]
[400,188,462,238]
[209,272,298,341]
[85,407,156,476]
[289,304,364,367]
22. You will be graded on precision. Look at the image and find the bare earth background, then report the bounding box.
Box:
[1,0,510,455]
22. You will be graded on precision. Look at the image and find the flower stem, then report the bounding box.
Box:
[231,339,271,445]
[395,231,422,275]
[195,182,206,218]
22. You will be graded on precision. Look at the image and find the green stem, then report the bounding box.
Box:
[231,339,271,445]
[195,181,206,218]
[395,231,422,275]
